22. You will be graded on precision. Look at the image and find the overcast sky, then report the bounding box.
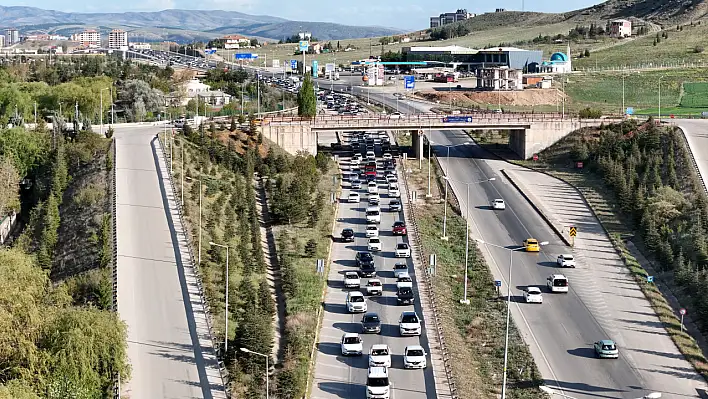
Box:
[9,0,605,30]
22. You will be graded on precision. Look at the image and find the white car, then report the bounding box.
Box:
[366,279,383,296]
[382,153,393,161]
[366,366,390,399]
[393,262,409,278]
[343,271,361,289]
[350,157,361,166]
[403,345,427,369]
[351,180,362,189]
[348,192,361,203]
[368,182,379,194]
[524,287,543,304]
[368,237,382,252]
[369,193,381,204]
[395,243,411,258]
[492,199,506,210]
[366,151,376,160]
[399,311,422,336]
[340,333,363,356]
[557,254,576,268]
[347,291,368,313]
[396,273,413,289]
[386,176,398,184]
[388,186,400,197]
[366,225,379,237]
[390,111,403,119]
[369,344,392,367]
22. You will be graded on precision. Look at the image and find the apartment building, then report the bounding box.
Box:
[610,19,632,38]
[429,9,475,28]
[4,29,19,46]
[71,29,101,47]
[108,29,128,49]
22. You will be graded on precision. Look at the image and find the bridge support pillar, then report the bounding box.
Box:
[260,123,317,156]
[508,129,527,159]
[412,130,424,163]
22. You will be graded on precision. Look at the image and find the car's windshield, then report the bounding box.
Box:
[359,253,373,261]
[394,264,407,269]
[343,337,360,344]
[364,315,380,323]
[407,349,425,357]
[528,288,541,294]
[398,276,412,282]
[398,288,412,295]
[397,244,408,249]
[527,240,538,244]
[350,296,364,303]
[553,278,568,287]
[370,238,380,243]
[367,377,389,387]
[563,255,573,260]
[366,211,379,216]
[602,343,616,350]
[368,281,381,286]
[345,273,358,279]
[371,348,388,356]
[401,314,418,323]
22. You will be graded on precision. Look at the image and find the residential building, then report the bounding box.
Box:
[4,29,19,45]
[217,34,250,49]
[610,19,632,38]
[166,78,232,107]
[476,67,523,91]
[402,45,542,71]
[71,29,101,47]
[108,29,128,49]
[429,9,475,28]
[0,35,5,48]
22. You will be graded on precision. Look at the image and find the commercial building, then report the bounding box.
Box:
[108,29,128,49]
[4,29,19,46]
[429,9,475,28]
[401,45,542,71]
[476,67,523,90]
[71,29,101,47]
[610,19,632,38]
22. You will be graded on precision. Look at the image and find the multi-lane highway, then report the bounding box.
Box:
[311,131,436,399]
[115,126,224,399]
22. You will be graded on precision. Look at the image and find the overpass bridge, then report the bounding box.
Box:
[261,113,621,158]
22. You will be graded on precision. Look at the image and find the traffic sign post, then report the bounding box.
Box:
[680,308,687,332]
[429,254,437,276]
[495,280,502,297]
[533,153,539,161]
[316,259,325,274]
[443,116,473,123]
[290,59,297,70]
[404,75,415,90]
[569,226,577,247]
[647,275,654,283]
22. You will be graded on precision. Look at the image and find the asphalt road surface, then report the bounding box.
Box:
[115,126,224,399]
[310,132,436,399]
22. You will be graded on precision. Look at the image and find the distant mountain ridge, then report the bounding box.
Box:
[0,5,403,41]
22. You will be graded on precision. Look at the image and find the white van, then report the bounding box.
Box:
[366,366,390,399]
[366,206,381,224]
[547,274,569,293]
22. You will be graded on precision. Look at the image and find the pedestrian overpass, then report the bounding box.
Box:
[260,113,619,159]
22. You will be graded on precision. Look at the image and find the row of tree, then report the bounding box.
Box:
[564,120,708,334]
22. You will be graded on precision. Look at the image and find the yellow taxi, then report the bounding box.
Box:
[523,238,540,252]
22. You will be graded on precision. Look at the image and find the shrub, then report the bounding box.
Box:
[695,45,705,53]
[578,107,602,119]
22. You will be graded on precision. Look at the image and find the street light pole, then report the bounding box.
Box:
[460,182,471,304]
[240,348,270,399]
[426,132,432,197]
[658,75,663,122]
[210,241,230,353]
[501,249,513,399]
[100,87,109,136]
[441,148,450,240]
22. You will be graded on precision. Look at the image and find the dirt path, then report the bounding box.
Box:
[254,178,286,364]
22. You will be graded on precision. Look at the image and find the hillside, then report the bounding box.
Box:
[572,0,708,24]
[0,6,402,41]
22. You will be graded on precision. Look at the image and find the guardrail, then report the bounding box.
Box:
[156,133,230,396]
[399,159,458,399]
[111,137,120,399]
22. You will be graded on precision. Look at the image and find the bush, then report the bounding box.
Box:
[578,107,602,119]
[695,45,705,53]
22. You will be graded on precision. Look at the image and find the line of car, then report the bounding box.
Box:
[336,130,428,399]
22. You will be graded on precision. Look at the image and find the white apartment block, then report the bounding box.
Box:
[71,29,101,47]
[4,29,19,45]
[108,29,128,49]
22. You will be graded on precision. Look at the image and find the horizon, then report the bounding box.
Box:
[3,0,605,30]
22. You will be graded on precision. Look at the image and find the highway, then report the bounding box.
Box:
[310,131,436,399]
[115,126,224,399]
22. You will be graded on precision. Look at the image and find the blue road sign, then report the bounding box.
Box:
[299,40,309,52]
[290,59,297,69]
[312,60,319,78]
[404,75,415,90]
[626,107,634,115]
[647,275,654,283]
[444,116,473,123]
[235,53,255,60]
[205,49,216,55]
[494,280,502,287]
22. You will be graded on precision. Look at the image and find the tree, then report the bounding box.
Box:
[229,115,236,132]
[297,75,316,117]
[118,79,164,122]
[583,49,590,57]
[238,113,246,125]
[0,156,20,216]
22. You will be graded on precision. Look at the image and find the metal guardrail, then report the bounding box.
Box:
[111,137,121,399]
[156,133,230,395]
[399,161,458,399]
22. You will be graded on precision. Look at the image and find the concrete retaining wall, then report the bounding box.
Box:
[260,123,318,156]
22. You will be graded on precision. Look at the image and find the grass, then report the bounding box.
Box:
[495,142,708,383]
[574,22,708,70]
[680,82,708,108]
[401,152,544,399]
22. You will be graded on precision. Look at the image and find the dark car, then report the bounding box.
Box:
[341,228,355,242]
[361,312,382,334]
[392,221,407,235]
[360,263,376,277]
[356,251,375,268]
[397,287,415,305]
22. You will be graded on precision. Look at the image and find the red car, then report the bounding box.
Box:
[365,170,377,178]
[392,221,407,235]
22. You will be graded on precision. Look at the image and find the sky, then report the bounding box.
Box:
[7,0,605,30]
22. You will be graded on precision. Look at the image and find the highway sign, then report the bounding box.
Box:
[494,280,502,287]
[443,116,473,123]
[235,53,257,60]
[404,75,415,90]
[290,59,297,69]
[325,63,335,72]
[299,40,309,52]
[312,60,319,78]
[626,107,634,115]
[680,308,687,315]
[569,226,577,237]
[204,49,216,55]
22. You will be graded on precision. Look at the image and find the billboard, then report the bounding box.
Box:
[404,75,415,90]
[325,63,336,72]
[224,43,240,49]
[312,60,319,78]
[272,59,280,68]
